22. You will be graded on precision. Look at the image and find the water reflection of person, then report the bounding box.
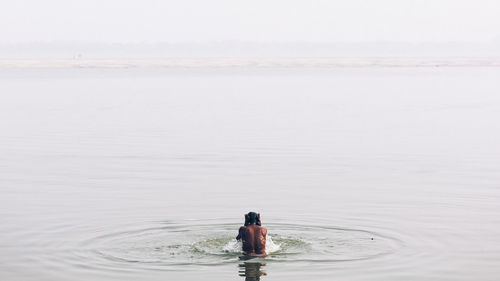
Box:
[238,262,266,281]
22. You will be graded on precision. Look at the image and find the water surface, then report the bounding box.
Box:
[0,67,499,280]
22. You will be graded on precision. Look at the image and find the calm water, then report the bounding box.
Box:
[1,67,499,280]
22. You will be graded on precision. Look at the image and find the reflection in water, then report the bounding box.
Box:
[238,262,267,281]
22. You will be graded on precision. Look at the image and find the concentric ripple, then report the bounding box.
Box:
[80,221,400,271]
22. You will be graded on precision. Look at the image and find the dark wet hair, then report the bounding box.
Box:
[247,212,258,224]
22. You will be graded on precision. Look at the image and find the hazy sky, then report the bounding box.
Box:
[1,0,499,43]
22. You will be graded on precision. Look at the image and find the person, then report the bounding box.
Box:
[236,212,267,256]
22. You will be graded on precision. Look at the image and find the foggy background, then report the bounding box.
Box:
[1,0,499,57]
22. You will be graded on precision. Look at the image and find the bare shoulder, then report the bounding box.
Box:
[236,226,247,241]
[261,226,267,235]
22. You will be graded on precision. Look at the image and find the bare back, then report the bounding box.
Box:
[238,224,267,255]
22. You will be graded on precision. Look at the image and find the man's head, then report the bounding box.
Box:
[244,212,261,226]
[247,212,258,224]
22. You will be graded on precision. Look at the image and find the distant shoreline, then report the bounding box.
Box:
[1,57,500,68]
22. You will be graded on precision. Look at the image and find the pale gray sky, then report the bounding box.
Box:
[1,0,499,43]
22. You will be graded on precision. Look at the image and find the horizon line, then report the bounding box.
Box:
[1,57,500,68]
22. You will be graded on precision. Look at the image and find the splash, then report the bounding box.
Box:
[223,236,281,254]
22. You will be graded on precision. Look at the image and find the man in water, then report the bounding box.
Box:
[236,212,267,256]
